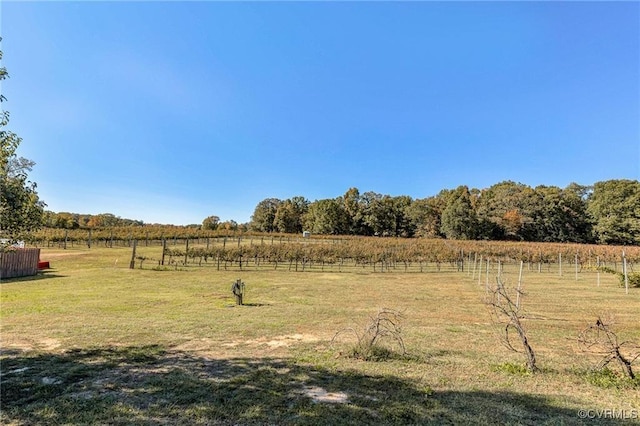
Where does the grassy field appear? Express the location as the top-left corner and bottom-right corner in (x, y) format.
(1, 246), (639, 425)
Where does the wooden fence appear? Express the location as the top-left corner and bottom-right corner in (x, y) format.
(1, 248), (40, 279)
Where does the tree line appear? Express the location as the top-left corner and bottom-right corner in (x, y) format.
(248, 180), (640, 245)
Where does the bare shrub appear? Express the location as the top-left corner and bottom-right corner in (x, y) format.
(331, 308), (406, 361)
(486, 277), (538, 373)
(578, 315), (640, 380)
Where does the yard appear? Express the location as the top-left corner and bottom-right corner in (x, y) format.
(1, 246), (638, 425)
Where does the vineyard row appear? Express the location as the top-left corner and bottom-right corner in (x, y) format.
(33, 229), (640, 265)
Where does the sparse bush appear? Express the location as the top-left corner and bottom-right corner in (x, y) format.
(583, 367), (640, 389)
(486, 277), (538, 373)
(491, 362), (531, 376)
(332, 308), (407, 361)
(598, 266), (640, 288)
(578, 315), (640, 380)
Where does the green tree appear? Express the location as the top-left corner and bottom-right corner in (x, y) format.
(531, 184), (591, 243)
(476, 181), (535, 240)
(302, 199), (348, 235)
(274, 196), (309, 234)
(202, 215), (220, 230)
(0, 41), (45, 243)
(587, 179), (640, 245)
(250, 198), (282, 232)
(340, 187), (371, 235)
(405, 196), (443, 238)
(441, 186), (477, 240)
(361, 192), (411, 236)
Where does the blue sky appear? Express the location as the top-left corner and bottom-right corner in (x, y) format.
(2, 1), (639, 225)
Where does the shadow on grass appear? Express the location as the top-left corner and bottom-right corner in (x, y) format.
(0, 270), (67, 284)
(0, 345), (627, 425)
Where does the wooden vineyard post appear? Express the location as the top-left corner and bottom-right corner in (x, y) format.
(231, 278), (245, 305)
(559, 253), (562, 277)
(129, 239), (137, 269)
(516, 260), (524, 309)
(185, 239), (189, 266)
(472, 253), (478, 280)
(596, 255), (600, 287)
(575, 253), (579, 281)
(87, 229), (92, 249)
(623, 251), (629, 295)
(485, 259), (490, 292)
(538, 250), (542, 273)
(161, 238), (166, 266)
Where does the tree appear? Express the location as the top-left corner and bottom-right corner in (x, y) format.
(0, 40), (45, 243)
(530, 184), (592, 243)
(405, 196), (444, 238)
(250, 198), (282, 232)
(361, 192), (411, 237)
(391, 195), (414, 237)
(218, 220), (238, 231)
(302, 199), (348, 235)
(274, 196), (309, 234)
(202, 215), (220, 230)
(340, 187), (369, 235)
(440, 186), (477, 240)
(476, 181), (535, 240)
(587, 179), (640, 245)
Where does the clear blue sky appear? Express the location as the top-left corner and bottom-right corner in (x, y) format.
(2, 1), (639, 225)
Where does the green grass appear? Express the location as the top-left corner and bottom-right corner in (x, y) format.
(1, 246), (639, 425)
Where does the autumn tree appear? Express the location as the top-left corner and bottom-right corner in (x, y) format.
(476, 181), (536, 240)
(405, 196), (444, 238)
(202, 215), (220, 230)
(218, 220), (238, 231)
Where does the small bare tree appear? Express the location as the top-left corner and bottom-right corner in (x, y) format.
(331, 308), (406, 361)
(486, 277), (538, 373)
(578, 316), (640, 380)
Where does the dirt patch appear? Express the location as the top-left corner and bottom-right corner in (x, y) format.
(0, 337), (62, 353)
(172, 334), (321, 358)
(39, 338), (62, 351)
(247, 334), (320, 348)
(301, 386), (348, 403)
